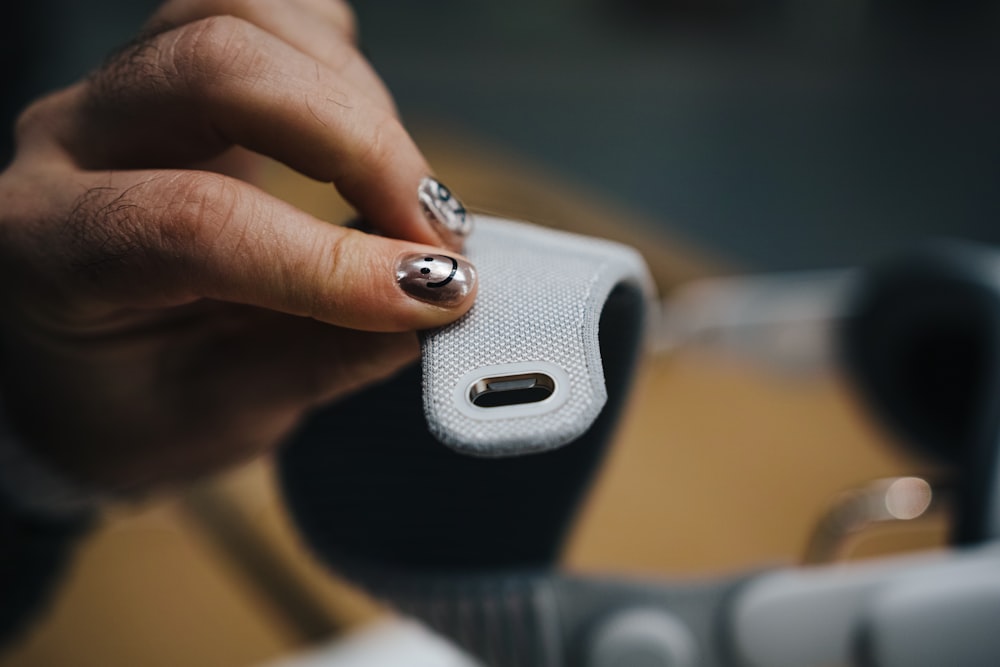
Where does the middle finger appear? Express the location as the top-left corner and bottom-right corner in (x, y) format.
(147, 0), (398, 114)
(58, 17), (441, 246)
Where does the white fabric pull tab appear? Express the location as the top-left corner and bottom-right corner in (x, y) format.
(421, 217), (655, 457)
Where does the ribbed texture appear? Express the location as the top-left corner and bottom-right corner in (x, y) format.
(379, 573), (563, 667)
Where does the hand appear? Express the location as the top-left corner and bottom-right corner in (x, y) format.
(0, 0), (476, 495)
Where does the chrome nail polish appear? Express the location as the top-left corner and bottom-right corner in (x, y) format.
(397, 252), (476, 307)
(418, 177), (473, 247)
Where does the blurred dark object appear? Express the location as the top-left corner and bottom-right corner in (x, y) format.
(871, 0), (998, 40)
(0, 5), (41, 168)
(841, 240), (1000, 545)
(279, 283), (646, 574)
(357, 0), (1000, 270)
(3, 1), (998, 269)
(601, 0), (781, 26)
(803, 475), (948, 563)
(0, 0), (158, 167)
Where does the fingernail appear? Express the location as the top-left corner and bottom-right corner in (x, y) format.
(397, 252), (476, 307)
(418, 177), (472, 249)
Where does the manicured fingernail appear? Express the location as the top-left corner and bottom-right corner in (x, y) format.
(397, 252), (476, 307)
(418, 177), (472, 249)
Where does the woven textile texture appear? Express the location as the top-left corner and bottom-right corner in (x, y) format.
(422, 217), (654, 456)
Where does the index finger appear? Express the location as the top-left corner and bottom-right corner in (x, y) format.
(51, 16), (470, 250)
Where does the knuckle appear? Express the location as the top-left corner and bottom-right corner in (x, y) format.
(157, 171), (242, 256)
(328, 0), (359, 41)
(308, 227), (363, 316)
(356, 112), (403, 175)
(235, 0), (295, 25)
(65, 172), (244, 294)
(66, 184), (151, 289)
(163, 16), (261, 93)
(13, 93), (61, 143)
(88, 31), (174, 105)
(322, 36), (361, 74)
(82, 15), (267, 126)
(324, 226), (356, 276)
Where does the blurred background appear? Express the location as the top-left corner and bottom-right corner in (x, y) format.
(1, 1), (996, 666)
(3, 0), (999, 269)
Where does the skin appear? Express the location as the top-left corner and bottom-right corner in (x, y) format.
(0, 0), (477, 495)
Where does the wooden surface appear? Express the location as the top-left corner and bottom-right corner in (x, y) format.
(0, 130), (941, 667)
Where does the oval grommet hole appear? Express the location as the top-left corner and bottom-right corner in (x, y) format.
(469, 372), (556, 408)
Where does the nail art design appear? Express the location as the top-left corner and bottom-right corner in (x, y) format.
(397, 252), (476, 307)
(418, 177), (472, 246)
